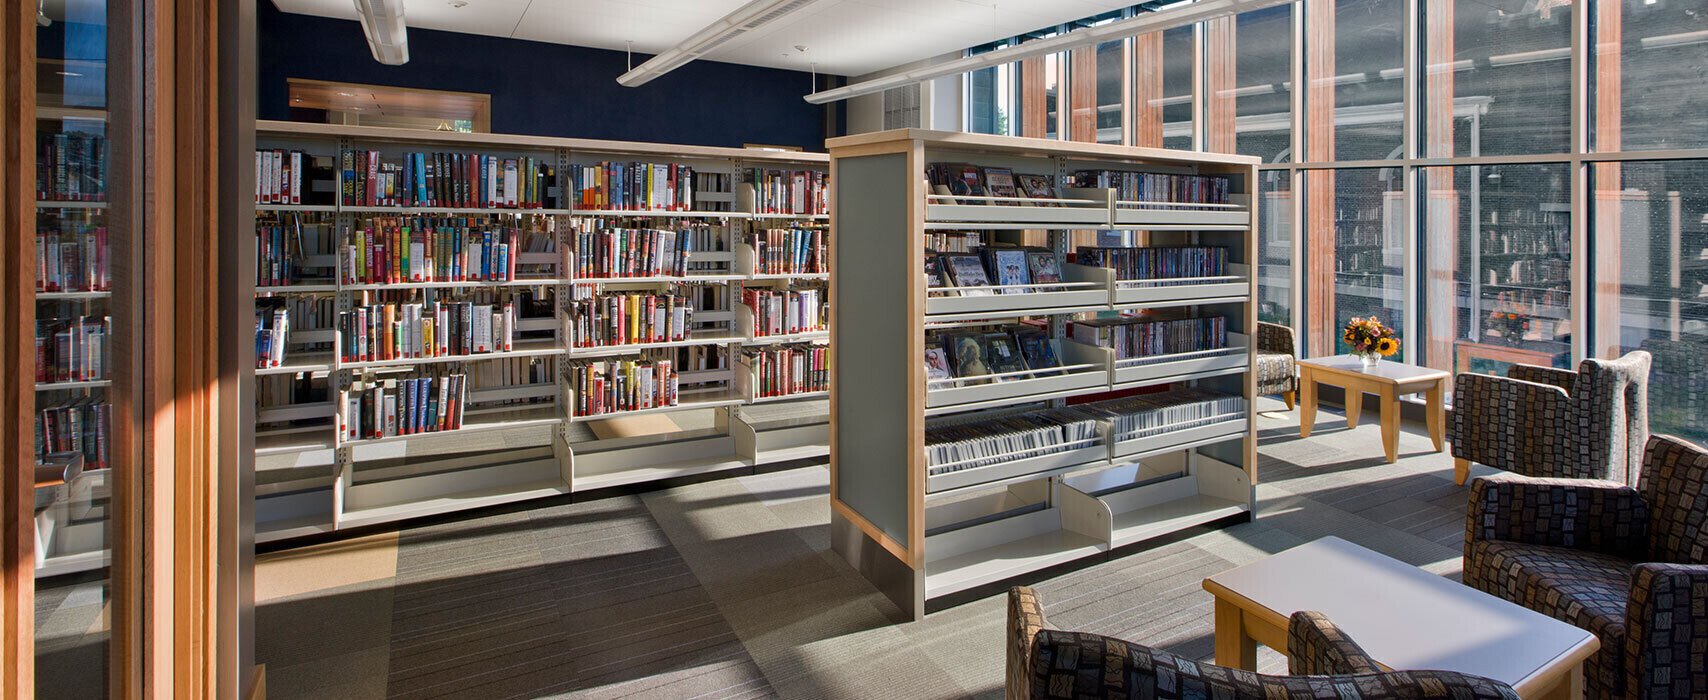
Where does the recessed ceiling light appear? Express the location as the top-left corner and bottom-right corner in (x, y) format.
(351, 107), (365, 111)
(56, 71), (82, 77)
(448, 0), (467, 7)
(337, 91), (357, 97)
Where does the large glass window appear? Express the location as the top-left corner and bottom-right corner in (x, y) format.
(1258, 169), (1294, 325)
(1307, 168), (1405, 358)
(967, 41), (1017, 136)
(1310, 0), (1405, 161)
(1591, 160), (1708, 445)
(1095, 40), (1126, 144)
(1227, 6), (1293, 162)
(1420, 164), (1573, 376)
(1592, 0), (1708, 151)
(1423, 0), (1572, 156)
(1162, 26), (1195, 150)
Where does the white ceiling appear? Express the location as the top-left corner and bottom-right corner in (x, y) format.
(270, 0), (1136, 77)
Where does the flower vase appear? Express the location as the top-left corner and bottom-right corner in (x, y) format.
(1358, 353), (1379, 371)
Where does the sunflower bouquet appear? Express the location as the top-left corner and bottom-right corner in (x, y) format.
(1343, 316), (1399, 362)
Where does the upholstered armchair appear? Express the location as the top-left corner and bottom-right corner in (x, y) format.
(1255, 322), (1299, 410)
(1464, 435), (1708, 700)
(1449, 350), (1650, 485)
(1007, 586), (1518, 700)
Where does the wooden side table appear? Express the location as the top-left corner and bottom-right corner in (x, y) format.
(1297, 355), (1450, 463)
(1203, 537), (1599, 699)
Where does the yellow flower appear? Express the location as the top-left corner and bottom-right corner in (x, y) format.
(1376, 337), (1398, 356)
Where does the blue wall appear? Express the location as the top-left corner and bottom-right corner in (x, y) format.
(259, 1), (842, 150)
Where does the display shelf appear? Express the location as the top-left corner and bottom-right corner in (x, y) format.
(34, 200), (107, 210)
(926, 263), (1111, 318)
(35, 290), (111, 301)
(567, 331), (738, 358)
(828, 128), (1258, 619)
(338, 341), (565, 370)
(924, 340), (1108, 413)
(247, 120), (833, 543)
(35, 379), (111, 392)
(741, 330), (828, 345)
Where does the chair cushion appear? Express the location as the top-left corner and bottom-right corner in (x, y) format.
(1468, 540), (1634, 699)
(1256, 351), (1295, 393)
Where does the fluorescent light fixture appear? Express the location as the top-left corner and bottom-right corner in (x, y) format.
(354, 0), (409, 66)
(618, 0), (821, 87)
(804, 0), (1296, 105)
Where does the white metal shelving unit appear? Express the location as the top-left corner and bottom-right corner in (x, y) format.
(826, 129), (1260, 619)
(252, 121), (832, 544)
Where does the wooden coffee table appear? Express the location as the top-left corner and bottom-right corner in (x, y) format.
(1202, 537), (1598, 699)
(1297, 355), (1450, 463)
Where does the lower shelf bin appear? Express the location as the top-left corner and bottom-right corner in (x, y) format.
(1108, 418), (1249, 460)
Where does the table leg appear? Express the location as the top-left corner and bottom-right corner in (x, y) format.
(1299, 372), (1317, 438)
(1380, 385), (1399, 463)
(1345, 387), (1363, 429)
(1425, 379), (1445, 453)
(1213, 597), (1257, 671)
(1536, 665), (1583, 700)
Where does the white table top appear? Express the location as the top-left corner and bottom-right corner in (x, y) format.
(1203, 536), (1597, 687)
(1298, 355), (1451, 383)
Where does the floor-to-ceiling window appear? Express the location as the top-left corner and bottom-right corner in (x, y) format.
(962, 0), (1708, 445)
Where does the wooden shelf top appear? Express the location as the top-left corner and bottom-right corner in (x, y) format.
(256, 120), (828, 165)
(826, 128), (1260, 168)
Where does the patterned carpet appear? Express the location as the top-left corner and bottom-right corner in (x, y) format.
(244, 395), (1491, 699)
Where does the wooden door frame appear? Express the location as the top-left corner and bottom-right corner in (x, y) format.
(4, 0), (251, 696)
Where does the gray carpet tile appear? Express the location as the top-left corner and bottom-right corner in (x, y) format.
(248, 395), (1487, 698)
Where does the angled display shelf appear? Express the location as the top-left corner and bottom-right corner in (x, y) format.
(826, 129), (1260, 619)
(251, 121), (832, 544)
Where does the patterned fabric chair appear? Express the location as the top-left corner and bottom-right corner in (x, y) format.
(1463, 435), (1708, 700)
(1256, 322), (1298, 410)
(1007, 586), (1519, 700)
(1449, 350), (1650, 485)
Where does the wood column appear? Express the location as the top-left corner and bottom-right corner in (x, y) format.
(1020, 57), (1046, 139)
(2, 0), (39, 695)
(1304, 0), (1337, 356)
(1069, 47), (1096, 142)
(1205, 17), (1237, 153)
(1423, 0), (1458, 370)
(1592, 0), (1622, 358)
(1133, 32), (1164, 148)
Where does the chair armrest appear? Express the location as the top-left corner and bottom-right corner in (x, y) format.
(1466, 474), (1649, 555)
(1256, 322), (1295, 356)
(1508, 363), (1577, 394)
(1287, 611), (1381, 675)
(1008, 587), (1048, 700)
(1626, 563), (1708, 699)
(1450, 373), (1576, 477)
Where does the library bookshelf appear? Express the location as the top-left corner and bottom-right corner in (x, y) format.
(826, 129), (1259, 618)
(251, 121), (831, 545)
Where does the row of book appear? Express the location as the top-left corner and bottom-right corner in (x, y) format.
(341, 150), (557, 209)
(926, 248), (1064, 296)
(568, 357), (678, 417)
(925, 163), (1060, 206)
(925, 406), (1102, 476)
(338, 301), (517, 362)
(571, 227), (699, 279)
(36, 316), (109, 384)
(742, 288), (825, 337)
(571, 161), (698, 212)
(568, 293), (695, 348)
(926, 326), (1062, 385)
(259, 296), (336, 341)
(926, 231), (982, 254)
(750, 169), (828, 215)
(340, 217), (551, 284)
(1076, 246), (1229, 281)
(255, 305), (291, 369)
(36, 398), (110, 470)
(748, 228), (826, 275)
(739, 344), (827, 398)
(339, 373), (467, 441)
(256, 149), (305, 204)
(256, 217), (336, 287)
(1071, 316), (1228, 361)
(36, 225), (109, 292)
(922, 388), (1245, 476)
(1095, 388), (1246, 440)
(37, 131), (106, 202)
(1069, 170), (1232, 205)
